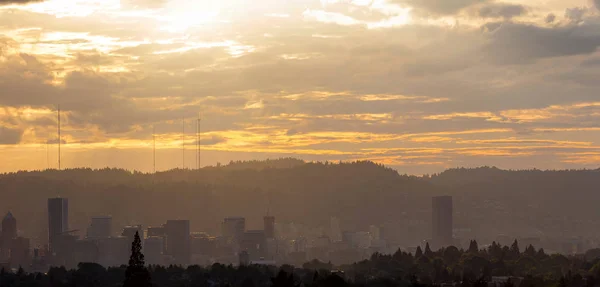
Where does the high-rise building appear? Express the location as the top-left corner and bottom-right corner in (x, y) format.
(87, 216), (112, 239)
(48, 198), (69, 251)
(264, 216), (275, 239)
(165, 220), (190, 265)
(1, 212), (17, 260)
(222, 217), (245, 241)
(2, 212), (17, 240)
(432, 196), (453, 248)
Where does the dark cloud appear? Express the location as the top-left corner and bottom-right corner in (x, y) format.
(545, 13), (556, 23)
(565, 7), (587, 23)
(484, 23), (600, 64)
(194, 135), (227, 146)
(0, 127), (22, 144)
(477, 3), (527, 19)
(394, 0), (489, 15)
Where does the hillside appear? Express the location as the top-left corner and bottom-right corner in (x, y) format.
(2, 160), (600, 248)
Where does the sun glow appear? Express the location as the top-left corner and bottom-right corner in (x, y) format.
(158, 0), (221, 33)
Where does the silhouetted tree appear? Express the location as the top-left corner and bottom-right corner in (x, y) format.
(424, 242), (433, 257)
(123, 231), (152, 287)
(469, 240), (479, 254)
(271, 270), (298, 287)
(510, 240), (520, 256)
(415, 246), (423, 258)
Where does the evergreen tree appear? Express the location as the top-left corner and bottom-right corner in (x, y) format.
(524, 245), (536, 257)
(415, 246), (423, 258)
(123, 231), (152, 287)
(510, 240), (520, 255)
(424, 242), (433, 257)
(469, 240), (479, 254)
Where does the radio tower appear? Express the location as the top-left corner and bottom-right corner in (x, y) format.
(196, 115), (200, 170)
(182, 118), (185, 169)
(153, 125), (156, 174)
(57, 105), (61, 170)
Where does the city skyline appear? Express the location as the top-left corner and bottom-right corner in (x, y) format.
(1, 0), (600, 174)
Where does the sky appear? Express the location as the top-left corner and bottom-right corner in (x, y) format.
(1, 0), (600, 174)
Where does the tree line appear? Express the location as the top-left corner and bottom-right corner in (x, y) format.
(4, 239), (600, 286)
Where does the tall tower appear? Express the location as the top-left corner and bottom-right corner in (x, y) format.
(2, 212), (17, 240)
(1, 212), (17, 260)
(432, 196), (453, 248)
(48, 198), (69, 251)
(264, 215), (275, 239)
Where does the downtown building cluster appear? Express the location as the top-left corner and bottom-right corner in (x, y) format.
(0, 196), (461, 271)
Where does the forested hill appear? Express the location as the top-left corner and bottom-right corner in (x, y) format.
(0, 160), (431, 244)
(2, 160), (600, 246)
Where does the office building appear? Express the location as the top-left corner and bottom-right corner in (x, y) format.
(9, 237), (30, 269)
(87, 216), (112, 239)
(97, 236), (129, 267)
(48, 198), (69, 251)
(432, 196), (453, 248)
(222, 217), (245, 241)
(165, 220), (190, 265)
(2, 212), (17, 240)
(264, 216), (275, 239)
(240, 230), (267, 260)
(144, 236), (165, 266)
(147, 226), (166, 237)
(121, 225), (143, 244)
(1, 212), (17, 260)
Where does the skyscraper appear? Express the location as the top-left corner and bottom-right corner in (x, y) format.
(48, 198), (69, 251)
(1, 212), (17, 260)
(165, 220), (190, 265)
(432, 196), (453, 248)
(2, 212), (17, 240)
(264, 216), (275, 239)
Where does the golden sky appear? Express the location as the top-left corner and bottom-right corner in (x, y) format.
(1, 0), (600, 174)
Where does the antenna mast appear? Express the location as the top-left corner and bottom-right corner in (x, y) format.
(57, 105), (61, 170)
(196, 115), (200, 170)
(182, 118), (185, 169)
(153, 125), (156, 174)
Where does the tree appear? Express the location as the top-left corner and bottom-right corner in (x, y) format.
(510, 240), (520, 256)
(424, 243), (433, 257)
(271, 270), (298, 287)
(469, 240), (479, 254)
(123, 231), (152, 287)
(415, 246), (423, 258)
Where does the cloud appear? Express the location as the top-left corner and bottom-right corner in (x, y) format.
(565, 7), (587, 23)
(477, 3), (528, 19)
(0, 0), (43, 5)
(197, 135), (227, 146)
(121, 0), (166, 9)
(483, 23), (600, 64)
(395, 0), (489, 15)
(0, 127), (23, 144)
(545, 13), (556, 23)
